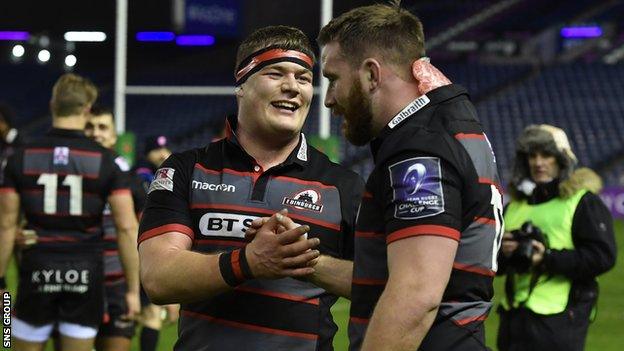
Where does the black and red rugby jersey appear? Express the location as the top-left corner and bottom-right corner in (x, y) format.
(1, 128), (130, 253)
(138, 116), (364, 351)
(349, 85), (504, 349)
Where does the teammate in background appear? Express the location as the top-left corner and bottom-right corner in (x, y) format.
(497, 124), (616, 351)
(85, 105), (144, 351)
(138, 25), (364, 350)
(0, 73), (140, 351)
(134, 135), (172, 192)
(133, 135), (179, 351)
(318, 3), (503, 350)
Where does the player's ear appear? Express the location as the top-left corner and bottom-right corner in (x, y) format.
(361, 58), (380, 92)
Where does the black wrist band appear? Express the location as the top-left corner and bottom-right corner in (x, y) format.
(219, 247), (254, 287)
(0, 277), (6, 289)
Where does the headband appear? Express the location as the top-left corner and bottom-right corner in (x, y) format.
(235, 46), (313, 86)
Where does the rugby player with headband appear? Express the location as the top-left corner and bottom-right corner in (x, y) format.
(138, 25), (364, 350)
(234, 45), (314, 85)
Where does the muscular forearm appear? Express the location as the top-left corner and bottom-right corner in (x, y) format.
(117, 227), (140, 293)
(140, 247), (230, 304)
(362, 286), (438, 350)
(307, 255), (352, 298)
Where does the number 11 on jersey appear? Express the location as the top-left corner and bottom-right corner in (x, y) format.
(37, 173), (83, 215)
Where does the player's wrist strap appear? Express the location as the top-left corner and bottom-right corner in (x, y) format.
(0, 276), (6, 289)
(219, 247), (254, 286)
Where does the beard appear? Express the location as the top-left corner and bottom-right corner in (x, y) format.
(340, 79), (375, 146)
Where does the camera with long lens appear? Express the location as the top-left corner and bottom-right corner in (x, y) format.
(508, 221), (547, 273)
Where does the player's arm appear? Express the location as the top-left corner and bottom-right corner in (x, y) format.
(139, 154), (320, 304)
(140, 212), (319, 304)
(361, 153), (462, 350)
(0, 190), (19, 291)
(361, 235), (457, 350)
(306, 255), (353, 298)
(108, 191), (140, 316)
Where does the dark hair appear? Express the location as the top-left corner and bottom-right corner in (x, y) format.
(317, 2), (425, 70)
(90, 104), (113, 117)
(51, 73), (98, 117)
(235, 25), (315, 73)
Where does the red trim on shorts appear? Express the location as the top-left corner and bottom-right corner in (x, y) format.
(190, 203), (341, 231)
(234, 286), (320, 306)
(182, 310), (319, 340)
(362, 191), (373, 199)
(455, 133), (485, 140)
(138, 223), (194, 243)
(452, 262), (495, 277)
(386, 225), (460, 244)
(0, 187), (16, 193)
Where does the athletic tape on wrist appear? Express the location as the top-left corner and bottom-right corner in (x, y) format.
(219, 247), (254, 286)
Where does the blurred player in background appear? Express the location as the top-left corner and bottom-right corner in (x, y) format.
(0, 73), (139, 351)
(85, 105), (144, 351)
(133, 134), (179, 351)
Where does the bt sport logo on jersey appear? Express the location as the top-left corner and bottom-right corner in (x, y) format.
(389, 157), (444, 220)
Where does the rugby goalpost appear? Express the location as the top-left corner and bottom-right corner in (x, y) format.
(114, 0), (333, 139)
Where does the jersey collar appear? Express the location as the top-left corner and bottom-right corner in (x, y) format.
(224, 115), (308, 168)
(377, 84), (468, 139)
(371, 84), (469, 154)
(48, 127), (88, 138)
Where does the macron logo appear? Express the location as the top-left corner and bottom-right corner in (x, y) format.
(192, 180), (235, 192)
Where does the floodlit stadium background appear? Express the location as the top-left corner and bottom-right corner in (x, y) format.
(1, 1), (623, 350)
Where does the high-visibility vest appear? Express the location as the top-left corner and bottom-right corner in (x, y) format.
(501, 189), (587, 315)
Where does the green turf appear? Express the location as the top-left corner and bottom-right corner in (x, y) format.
(5, 220), (623, 350)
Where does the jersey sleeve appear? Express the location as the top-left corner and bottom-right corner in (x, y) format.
(138, 152), (195, 244)
(379, 151), (463, 245)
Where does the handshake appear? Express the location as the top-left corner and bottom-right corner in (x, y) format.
(241, 208), (321, 280)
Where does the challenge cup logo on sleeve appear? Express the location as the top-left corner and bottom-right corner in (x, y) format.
(390, 157), (444, 219)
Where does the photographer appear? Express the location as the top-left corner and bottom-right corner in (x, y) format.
(497, 124), (616, 351)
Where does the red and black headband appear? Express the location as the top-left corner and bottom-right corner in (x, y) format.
(235, 45), (314, 86)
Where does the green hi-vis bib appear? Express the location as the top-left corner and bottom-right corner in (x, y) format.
(501, 189), (587, 315)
